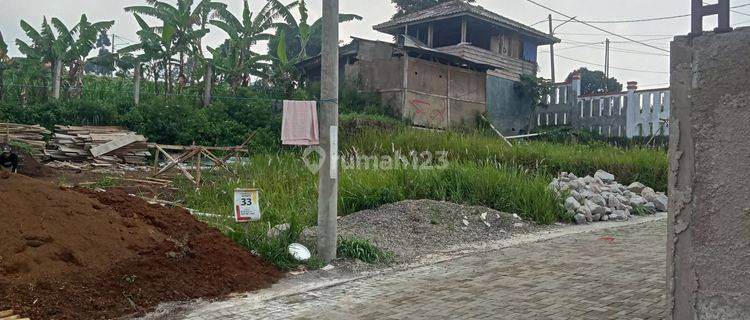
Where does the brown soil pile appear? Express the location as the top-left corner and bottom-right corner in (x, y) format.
(17, 151), (53, 178)
(0, 174), (282, 319)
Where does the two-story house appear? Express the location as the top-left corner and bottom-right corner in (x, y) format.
(300, 0), (559, 132)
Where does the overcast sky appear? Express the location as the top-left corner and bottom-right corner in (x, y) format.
(2, 0), (749, 88)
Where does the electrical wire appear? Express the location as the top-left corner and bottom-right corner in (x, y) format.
(551, 54), (669, 74)
(541, 3), (750, 24)
(526, 0), (670, 53)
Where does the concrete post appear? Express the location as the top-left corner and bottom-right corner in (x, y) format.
(52, 59), (62, 100)
(317, 0), (339, 263)
(203, 63), (213, 107)
(668, 27), (750, 319)
(571, 73), (581, 97)
(133, 62), (141, 106)
(625, 81), (638, 137)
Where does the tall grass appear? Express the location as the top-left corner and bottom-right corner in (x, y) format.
(344, 126), (668, 191)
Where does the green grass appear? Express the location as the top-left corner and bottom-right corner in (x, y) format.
(178, 122), (667, 269)
(343, 127), (668, 191)
(337, 237), (392, 264)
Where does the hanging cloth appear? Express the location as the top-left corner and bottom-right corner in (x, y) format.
(282, 100), (319, 146)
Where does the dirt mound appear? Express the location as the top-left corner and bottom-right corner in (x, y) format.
(17, 150), (53, 178)
(338, 200), (539, 262)
(0, 174), (282, 319)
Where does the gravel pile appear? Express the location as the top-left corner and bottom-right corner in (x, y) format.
(549, 170), (668, 224)
(336, 200), (537, 262)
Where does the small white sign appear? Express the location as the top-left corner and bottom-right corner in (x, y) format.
(330, 125), (338, 180)
(233, 188), (261, 222)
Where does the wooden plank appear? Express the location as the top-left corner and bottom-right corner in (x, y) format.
(480, 114), (513, 147)
(0, 315), (19, 320)
(0, 310), (13, 317)
(90, 135), (145, 157)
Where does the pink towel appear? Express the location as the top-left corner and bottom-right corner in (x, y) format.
(282, 100), (319, 146)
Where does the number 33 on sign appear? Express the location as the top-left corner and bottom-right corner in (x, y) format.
(234, 188), (261, 222)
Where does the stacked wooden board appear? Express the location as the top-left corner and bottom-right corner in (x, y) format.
(0, 122), (51, 157)
(45, 126), (151, 166)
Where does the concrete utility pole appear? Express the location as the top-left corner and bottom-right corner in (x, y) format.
(317, 0), (339, 263)
(604, 38), (610, 79)
(548, 14), (556, 84)
(133, 62), (141, 105)
(203, 63), (212, 107)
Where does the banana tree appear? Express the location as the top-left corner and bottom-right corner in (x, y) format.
(119, 13), (172, 101)
(125, 0), (220, 92)
(270, 0), (362, 61)
(210, 0), (294, 89)
(15, 17), (60, 99)
(64, 15), (115, 98)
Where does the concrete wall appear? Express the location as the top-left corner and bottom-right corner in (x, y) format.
(486, 75), (531, 135)
(534, 82), (671, 138)
(668, 27), (750, 319)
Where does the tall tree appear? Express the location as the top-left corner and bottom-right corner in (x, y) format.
(16, 17), (69, 100)
(210, 0), (293, 89)
(269, 0), (361, 61)
(85, 31), (116, 75)
(64, 15), (115, 97)
(125, 0), (213, 93)
(565, 67), (623, 95)
(391, 0), (475, 18)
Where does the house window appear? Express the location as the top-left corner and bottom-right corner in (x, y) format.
(580, 102), (584, 118)
(660, 93), (666, 112)
(563, 113), (568, 125)
(554, 113), (559, 125)
(546, 113), (550, 125)
(590, 100), (594, 117)
(537, 114), (541, 126)
(620, 96), (625, 115)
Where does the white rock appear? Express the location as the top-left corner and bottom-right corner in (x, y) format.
(629, 196), (648, 207)
(569, 179), (585, 190)
(611, 210), (630, 221)
(512, 213), (522, 220)
(641, 187), (657, 199)
(565, 197), (582, 211)
(583, 176), (595, 184)
(513, 222), (524, 228)
(600, 214), (610, 221)
(322, 264), (335, 271)
(574, 213), (587, 224)
(480, 212), (488, 221)
(462, 219), (470, 227)
(591, 194), (607, 207)
(267, 223), (291, 238)
(594, 170), (616, 182)
(652, 194), (668, 211)
(627, 182), (647, 193)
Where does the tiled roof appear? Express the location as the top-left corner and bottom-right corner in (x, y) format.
(373, 0), (558, 44)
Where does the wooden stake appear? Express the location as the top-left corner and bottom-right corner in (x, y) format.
(481, 114), (513, 147)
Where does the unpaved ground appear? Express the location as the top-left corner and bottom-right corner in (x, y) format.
(0, 174), (281, 320)
(338, 200), (539, 262)
(138, 214), (668, 320)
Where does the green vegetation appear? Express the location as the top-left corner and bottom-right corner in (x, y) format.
(176, 119), (666, 268)
(337, 237), (392, 264)
(0, 0), (669, 270)
(345, 126), (668, 191)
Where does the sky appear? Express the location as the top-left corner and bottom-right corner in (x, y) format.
(2, 0), (749, 89)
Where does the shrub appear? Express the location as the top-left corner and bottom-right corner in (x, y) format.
(337, 237), (391, 264)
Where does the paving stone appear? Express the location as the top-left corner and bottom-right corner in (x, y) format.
(179, 220), (668, 320)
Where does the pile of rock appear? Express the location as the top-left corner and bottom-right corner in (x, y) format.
(549, 170), (668, 224)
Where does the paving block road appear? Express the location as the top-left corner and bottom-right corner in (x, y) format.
(171, 219), (668, 320)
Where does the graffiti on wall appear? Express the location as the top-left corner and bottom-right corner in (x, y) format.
(407, 97), (447, 128)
